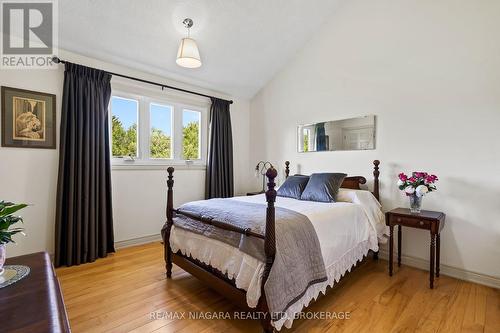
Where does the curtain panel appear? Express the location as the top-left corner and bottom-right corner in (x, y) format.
(54, 63), (114, 267)
(205, 98), (234, 198)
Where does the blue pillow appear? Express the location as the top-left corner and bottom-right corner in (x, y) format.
(300, 173), (347, 202)
(277, 175), (310, 199)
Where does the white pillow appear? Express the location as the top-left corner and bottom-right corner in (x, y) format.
(336, 188), (388, 242)
(336, 188), (357, 202)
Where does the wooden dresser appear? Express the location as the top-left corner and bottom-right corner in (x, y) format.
(0, 252), (71, 332)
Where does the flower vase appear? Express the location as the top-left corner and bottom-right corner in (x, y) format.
(409, 194), (422, 213)
(0, 244), (5, 275)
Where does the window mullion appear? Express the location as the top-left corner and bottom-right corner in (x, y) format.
(173, 104), (183, 161)
(140, 98), (150, 161)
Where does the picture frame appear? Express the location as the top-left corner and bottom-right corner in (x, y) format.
(1, 86), (56, 149)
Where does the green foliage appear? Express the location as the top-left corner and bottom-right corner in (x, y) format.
(0, 201), (27, 244)
(183, 122), (199, 159)
(150, 127), (171, 158)
(303, 133), (309, 152)
(111, 116), (200, 160)
(112, 115), (137, 157)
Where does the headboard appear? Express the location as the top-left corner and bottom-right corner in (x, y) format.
(284, 160), (380, 200)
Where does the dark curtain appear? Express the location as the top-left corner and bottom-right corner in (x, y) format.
(205, 98), (234, 198)
(54, 62), (114, 267)
(315, 122), (328, 151)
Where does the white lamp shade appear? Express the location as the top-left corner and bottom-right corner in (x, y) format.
(176, 38), (202, 68)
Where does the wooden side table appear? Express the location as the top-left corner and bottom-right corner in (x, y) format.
(386, 208), (446, 289)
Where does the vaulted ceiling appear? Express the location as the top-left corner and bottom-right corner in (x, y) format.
(60, 0), (340, 98)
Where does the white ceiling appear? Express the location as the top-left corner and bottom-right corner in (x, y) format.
(59, 0), (340, 98)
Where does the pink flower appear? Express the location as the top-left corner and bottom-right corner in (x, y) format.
(425, 174), (438, 183)
(413, 172), (428, 179)
(398, 173), (408, 181)
(408, 177), (417, 183)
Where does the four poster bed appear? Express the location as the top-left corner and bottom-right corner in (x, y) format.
(162, 160), (383, 332)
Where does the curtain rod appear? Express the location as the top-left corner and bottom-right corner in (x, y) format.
(51, 56), (233, 105)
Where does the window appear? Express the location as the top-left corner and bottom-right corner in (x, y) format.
(109, 90), (207, 166)
(111, 96), (138, 158)
(183, 109), (201, 160)
(150, 103), (172, 159)
(303, 128), (310, 152)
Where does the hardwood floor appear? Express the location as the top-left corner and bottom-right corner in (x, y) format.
(56, 242), (500, 333)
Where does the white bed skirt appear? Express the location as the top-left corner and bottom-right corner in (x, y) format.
(170, 225), (378, 330)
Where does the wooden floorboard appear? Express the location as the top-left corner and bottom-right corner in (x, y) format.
(56, 242), (500, 333)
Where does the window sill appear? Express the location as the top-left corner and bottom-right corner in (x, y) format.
(111, 163), (206, 171)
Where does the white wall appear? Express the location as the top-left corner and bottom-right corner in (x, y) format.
(0, 68), (62, 258)
(250, 0), (500, 278)
(112, 97), (251, 243)
(0, 50), (250, 257)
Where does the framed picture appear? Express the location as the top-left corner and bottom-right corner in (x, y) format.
(1, 86), (56, 149)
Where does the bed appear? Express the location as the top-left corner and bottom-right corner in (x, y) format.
(162, 160), (384, 332)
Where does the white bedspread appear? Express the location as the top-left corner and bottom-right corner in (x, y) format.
(170, 189), (386, 330)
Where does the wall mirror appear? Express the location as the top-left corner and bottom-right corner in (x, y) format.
(297, 115), (376, 152)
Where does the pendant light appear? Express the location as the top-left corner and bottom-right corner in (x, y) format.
(176, 18), (202, 68)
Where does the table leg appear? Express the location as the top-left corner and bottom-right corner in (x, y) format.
(430, 233), (435, 289)
(436, 234), (440, 277)
(389, 225), (394, 276)
(398, 225), (402, 267)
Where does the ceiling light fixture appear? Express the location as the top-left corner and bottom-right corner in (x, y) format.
(176, 18), (202, 68)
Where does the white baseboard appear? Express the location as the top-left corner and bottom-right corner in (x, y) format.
(114, 234), (162, 249)
(378, 249), (500, 290)
(46, 235), (162, 262)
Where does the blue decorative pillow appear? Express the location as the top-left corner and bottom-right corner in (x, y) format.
(277, 175), (310, 199)
(300, 173), (347, 202)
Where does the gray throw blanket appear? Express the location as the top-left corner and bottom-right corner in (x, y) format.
(171, 198), (327, 319)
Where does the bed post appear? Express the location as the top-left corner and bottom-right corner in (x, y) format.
(259, 167), (278, 333)
(165, 167), (175, 278)
(284, 161), (290, 179)
(372, 160), (380, 260)
(373, 160), (380, 201)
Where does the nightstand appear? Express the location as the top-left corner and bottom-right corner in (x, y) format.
(385, 208), (446, 289)
(246, 191), (265, 196)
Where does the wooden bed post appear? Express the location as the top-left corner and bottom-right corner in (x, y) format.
(263, 167), (278, 280)
(259, 167), (278, 333)
(373, 160), (380, 201)
(165, 167), (175, 278)
(373, 160), (380, 260)
(284, 161), (290, 179)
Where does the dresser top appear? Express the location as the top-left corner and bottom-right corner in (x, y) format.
(1, 252), (70, 332)
(388, 208), (445, 220)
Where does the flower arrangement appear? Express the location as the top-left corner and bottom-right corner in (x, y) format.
(398, 172), (438, 196)
(398, 172), (438, 213)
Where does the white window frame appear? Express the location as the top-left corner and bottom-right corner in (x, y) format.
(109, 83), (208, 169)
(109, 92), (141, 158)
(182, 108), (203, 160)
(144, 100), (174, 161)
